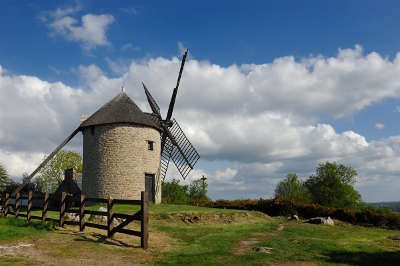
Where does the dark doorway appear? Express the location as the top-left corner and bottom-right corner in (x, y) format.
(145, 173), (155, 203)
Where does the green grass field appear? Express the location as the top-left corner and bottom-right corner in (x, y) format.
(0, 204), (399, 265)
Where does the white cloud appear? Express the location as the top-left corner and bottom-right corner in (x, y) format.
(375, 123), (385, 129)
(178, 41), (187, 55)
(119, 7), (138, 16)
(121, 43), (140, 52)
(42, 5), (114, 50)
(2, 45), (400, 201)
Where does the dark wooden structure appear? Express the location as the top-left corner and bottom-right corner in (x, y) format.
(1, 190), (149, 249)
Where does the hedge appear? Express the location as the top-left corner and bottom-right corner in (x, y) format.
(193, 198), (400, 229)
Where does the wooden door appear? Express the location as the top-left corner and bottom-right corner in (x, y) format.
(145, 174), (155, 203)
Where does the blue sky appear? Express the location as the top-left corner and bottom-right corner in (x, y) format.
(1, 1), (400, 201)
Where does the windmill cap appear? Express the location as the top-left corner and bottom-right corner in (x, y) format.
(79, 91), (161, 131)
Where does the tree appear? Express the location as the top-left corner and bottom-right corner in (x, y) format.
(189, 178), (209, 201)
(0, 163), (9, 191)
(305, 162), (361, 209)
(162, 179), (189, 204)
(275, 173), (308, 202)
(35, 150), (82, 193)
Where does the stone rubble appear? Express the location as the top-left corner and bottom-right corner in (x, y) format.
(305, 216), (334, 226)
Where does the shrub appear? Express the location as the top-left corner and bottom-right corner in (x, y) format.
(195, 198), (400, 230)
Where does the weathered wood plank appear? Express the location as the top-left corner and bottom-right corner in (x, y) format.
(113, 199), (142, 205)
(59, 192), (66, 227)
(141, 191), (148, 249)
(80, 194), (85, 231)
(85, 222), (108, 230)
(107, 196), (114, 238)
(3, 193), (9, 216)
(42, 192), (49, 222)
(27, 190), (32, 222)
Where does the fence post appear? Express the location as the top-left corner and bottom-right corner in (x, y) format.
(141, 191), (148, 249)
(107, 196), (114, 238)
(80, 194), (85, 231)
(59, 192), (66, 227)
(42, 192), (49, 222)
(3, 193), (9, 217)
(15, 192), (20, 218)
(27, 190), (32, 222)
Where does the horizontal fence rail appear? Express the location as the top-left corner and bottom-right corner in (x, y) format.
(1, 191), (149, 249)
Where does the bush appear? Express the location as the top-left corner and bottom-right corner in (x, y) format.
(275, 173), (309, 202)
(195, 198), (400, 230)
(162, 179), (188, 204)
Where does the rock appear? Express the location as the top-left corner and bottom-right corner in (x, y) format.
(306, 217), (334, 226)
(65, 213), (79, 222)
(288, 214), (300, 221)
(98, 207), (107, 212)
(253, 246), (273, 254)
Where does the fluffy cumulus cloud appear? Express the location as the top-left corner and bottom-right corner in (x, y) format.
(375, 123), (385, 129)
(41, 4), (114, 50)
(1, 46), (400, 201)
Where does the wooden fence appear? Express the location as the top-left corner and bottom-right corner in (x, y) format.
(0, 191), (149, 249)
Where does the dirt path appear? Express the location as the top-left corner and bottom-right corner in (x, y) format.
(0, 225), (176, 265)
(233, 221), (285, 255)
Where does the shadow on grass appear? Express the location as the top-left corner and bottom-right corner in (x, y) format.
(2, 217), (54, 231)
(74, 232), (138, 248)
(324, 250), (400, 266)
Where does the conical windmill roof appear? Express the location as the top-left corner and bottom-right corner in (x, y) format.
(80, 92), (161, 131)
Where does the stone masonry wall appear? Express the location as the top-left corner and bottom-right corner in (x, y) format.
(82, 124), (161, 202)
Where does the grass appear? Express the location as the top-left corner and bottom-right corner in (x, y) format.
(0, 217), (54, 242)
(0, 204), (400, 265)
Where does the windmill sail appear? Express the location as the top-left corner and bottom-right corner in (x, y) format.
(13, 127), (81, 195)
(142, 82), (161, 117)
(167, 119), (200, 179)
(142, 49), (200, 182)
(160, 136), (172, 182)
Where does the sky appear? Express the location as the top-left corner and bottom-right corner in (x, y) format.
(1, 1), (400, 202)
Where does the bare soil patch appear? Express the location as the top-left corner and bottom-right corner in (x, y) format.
(0, 224), (177, 265)
(156, 211), (268, 225)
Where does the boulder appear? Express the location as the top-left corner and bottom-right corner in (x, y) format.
(389, 235), (400, 241)
(253, 246), (273, 254)
(288, 214), (299, 221)
(305, 217), (334, 226)
(98, 207), (107, 212)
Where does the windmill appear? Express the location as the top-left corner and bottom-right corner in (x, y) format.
(13, 49), (200, 203)
(142, 49), (200, 183)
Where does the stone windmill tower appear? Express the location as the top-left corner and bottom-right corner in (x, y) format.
(80, 92), (163, 202)
(15, 50), (200, 204)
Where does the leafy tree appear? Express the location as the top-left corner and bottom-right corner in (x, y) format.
(162, 179), (188, 204)
(35, 150), (82, 193)
(305, 162), (361, 209)
(275, 173), (309, 202)
(189, 178), (209, 201)
(0, 164), (9, 191)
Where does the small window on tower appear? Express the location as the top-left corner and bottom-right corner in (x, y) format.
(147, 140), (154, 151)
